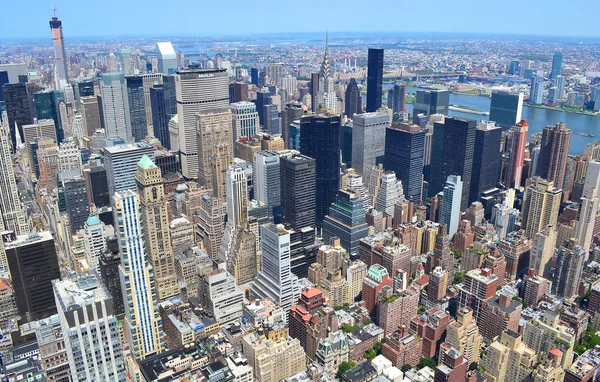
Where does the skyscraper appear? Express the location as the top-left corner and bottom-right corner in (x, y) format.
(366, 48), (384, 112)
(489, 91), (523, 130)
(135, 156), (179, 300)
(388, 83), (406, 114)
(429, 117), (476, 210)
(83, 215), (106, 274)
(195, 108), (233, 194)
(529, 76), (544, 104)
(231, 101), (259, 141)
(441, 175), (463, 238)
(4, 231), (60, 321)
(316, 36), (337, 113)
(522, 177), (562, 239)
(157, 42), (177, 74)
(280, 151), (316, 230)
(554, 75), (566, 102)
(103, 142), (154, 199)
(574, 187), (598, 254)
(80, 96), (101, 137)
(125, 75), (147, 141)
(175, 68), (229, 179)
(254, 151), (281, 220)
(322, 189), (369, 255)
(384, 121), (425, 203)
(53, 275), (126, 381)
(115, 190), (164, 361)
(536, 122), (572, 189)
(300, 114), (341, 226)
(552, 238), (584, 300)
(505, 120), (528, 188)
(413, 90), (450, 116)
(550, 52), (563, 79)
(149, 84), (173, 149)
(120, 48), (134, 76)
(100, 73), (132, 142)
(345, 78), (362, 117)
(4, 83), (34, 151)
(0, 123), (30, 235)
(351, 111), (388, 179)
(225, 165), (248, 229)
(49, 14), (69, 88)
(34, 90), (61, 138)
(62, 174), (89, 234)
(470, 121), (502, 203)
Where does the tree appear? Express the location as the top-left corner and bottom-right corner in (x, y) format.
(363, 317), (373, 325)
(418, 357), (437, 369)
(342, 324), (359, 333)
(364, 348), (377, 359)
(373, 340), (383, 355)
(336, 361), (356, 378)
(453, 271), (466, 285)
(401, 364), (412, 373)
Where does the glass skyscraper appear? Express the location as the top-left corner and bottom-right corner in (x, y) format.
(367, 48), (384, 112)
(322, 189), (369, 255)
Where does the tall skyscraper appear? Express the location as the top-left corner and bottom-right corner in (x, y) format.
(522, 177), (562, 239)
(441, 175), (463, 237)
(83, 215), (106, 274)
(100, 73), (132, 142)
(231, 101), (259, 141)
(115, 190), (164, 361)
(550, 52), (563, 79)
(300, 114), (341, 226)
(367, 48), (384, 112)
(552, 238), (584, 300)
(135, 156), (179, 300)
(53, 275), (126, 381)
(345, 78), (362, 117)
(316, 36), (337, 112)
(322, 189), (369, 255)
(157, 42), (177, 74)
(384, 122), (425, 203)
(254, 151), (281, 220)
(62, 174), (89, 234)
(120, 48), (134, 76)
(196, 108), (233, 195)
(0, 123), (30, 235)
(388, 83), (406, 114)
(529, 76), (544, 104)
(310, 72), (319, 113)
(489, 91), (523, 130)
(470, 121), (502, 203)
(251, 224), (301, 312)
(225, 165), (248, 229)
(536, 122), (572, 189)
(149, 83), (174, 149)
(429, 117), (476, 210)
(574, 187), (598, 254)
(554, 75), (566, 102)
(103, 142), (154, 198)
(351, 111), (388, 179)
(4, 83), (35, 151)
(505, 120), (528, 188)
(280, 151), (316, 230)
(34, 90), (61, 138)
(125, 76), (147, 141)
(80, 96), (101, 137)
(49, 13), (69, 88)
(175, 68), (229, 179)
(413, 90), (450, 116)
(4, 231), (60, 321)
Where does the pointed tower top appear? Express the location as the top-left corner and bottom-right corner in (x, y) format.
(137, 154), (157, 170)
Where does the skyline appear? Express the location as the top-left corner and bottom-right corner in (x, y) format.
(1, 0), (600, 40)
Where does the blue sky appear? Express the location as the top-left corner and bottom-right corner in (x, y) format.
(1, 0), (598, 39)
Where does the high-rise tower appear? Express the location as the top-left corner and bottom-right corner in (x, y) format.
(345, 78), (362, 117)
(49, 12), (69, 89)
(550, 52), (563, 79)
(100, 73), (132, 142)
(366, 48), (384, 112)
(536, 122), (572, 190)
(316, 34), (337, 113)
(506, 120), (528, 188)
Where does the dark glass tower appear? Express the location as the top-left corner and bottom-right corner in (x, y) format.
(429, 117), (476, 210)
(125, 76), (146, 141)
(254, 90), (272, 126)
(63, 175), (89, 234)
(0, 71), (9, 102)
(150, 78), (176, 150)
(34, 91), (61, 137)
(83, 166), (110, 208)
(413, 90), (450, 116)
(470, 122), (502, 203)
(280, 153), (316, 230)
(4, 83), (35, 151)
(250, 68), (259, 86)
(322, 189), (369, 256)
(78, 80), (95, 97)
(345, 78), (362, 117)
(366, 48), (384, 112)
(550, 52), (563, 79)
(384, 122), (425, 203)
(300, 114), (341, 226)
(489, 91), (523, 130)
(387, 84), (406, 114)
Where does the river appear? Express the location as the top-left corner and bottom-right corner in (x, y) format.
(389, 85), (600, 155)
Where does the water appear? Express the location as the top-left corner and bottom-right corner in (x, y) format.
(399, 86), (600, 155)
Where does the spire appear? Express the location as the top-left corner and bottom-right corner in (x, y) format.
(325, 30), (329, 51)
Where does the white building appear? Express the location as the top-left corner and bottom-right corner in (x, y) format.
(231, 101), (259, 141)
(157, 42), (177, 74)
(253, 151), (280, 218)
(100, 73), (132, 142)
(441, 175), (463, 238)
(316, 39), (337, 113)
(574, 187), (599, 255)
(351, 112), (389, 180)
(83, 215), (106, 274)
(375, 171), (404, 216)
(199, 268), (244, 325)
(57, 140), (82, 173)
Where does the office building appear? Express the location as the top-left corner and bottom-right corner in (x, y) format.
(300, 114), (340, 226)
(345, 78), (362, 117)
(263, 103), (280, 135)
(550, 51), (563, 79)
(429, 117), (476, 210)
(135, 156), (179, 299)
(196, 109), (233, 197)
(574, 188), (598, 254)
(445, 307), (482, 364)
(441, 175), (463, 238)
(62, 174), (89, 234)
(384, 122), (424, 202)
(489, 91), (524, 130)
(100, 73), (132, 142)
(49, 15), (69, 87)
(469, 120), (502, 203)
(231, 101), (259, 141)
(0, 124), (30, 235)
(388, 83), (406, 114)
(150, 84), (173, 149)
(82, 166), (110, 208)
(125, 75), (147, 141)
(554, 75), (566, 102)
(553, 238), (585, 300)
(176, 68), (229, 179)
(251, 224), (301, 312)
(253, 151), (280, 219)
(351, 111), (388, 180)
(197, 195), (227, 259)
(322, 189), (369, 256)
(80, 96), (101, 137)
(522, 177), (562, 239)
(120, 48), (133, 75)
(157, 42), (177, 74)
(279, 152), (316, 230)
(315, 39), (337, 112)
(115, 190), (164, 361)
(4, 83), (35, 150)
(53, 275), (126, 381)
(529, 76), (544, 104)
(198, 268), (244, 324)
(33, 91), (60, 137)
(4, 231), (60, 321)
(366, 48), (384, 112)
(83, 215), (106, 274)
(0, 71), (8, 102)
(103, 142), (154, 198)
(536, 122), (572, 189)
(413, 89), (450, 116)
(374, 171), (404, 217)
(506, 120), (528, 188)
(229, 82), (248, 103)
